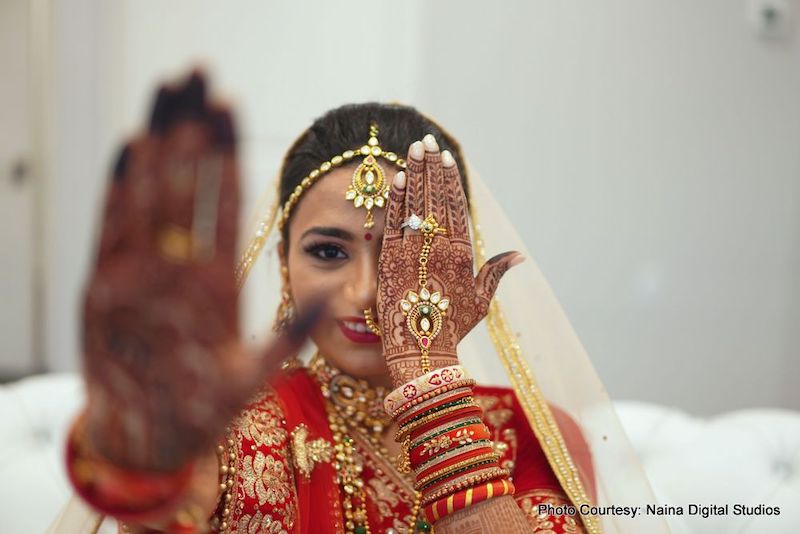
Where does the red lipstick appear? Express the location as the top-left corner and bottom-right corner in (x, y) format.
(337, 317), (381, 344)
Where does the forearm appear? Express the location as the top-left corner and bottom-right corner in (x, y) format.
(434, 495), (533, 534)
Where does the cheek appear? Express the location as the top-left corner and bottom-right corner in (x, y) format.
(287, 251), (345, 313)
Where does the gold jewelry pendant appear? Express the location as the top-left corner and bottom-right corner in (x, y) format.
(399, 213), (451, 372)
(344, 125), (390, 228)
(400, 287), (450, 352)
(290, 424), (334, 481)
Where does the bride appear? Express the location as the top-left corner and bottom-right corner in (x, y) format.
(57, 71), (664, 533)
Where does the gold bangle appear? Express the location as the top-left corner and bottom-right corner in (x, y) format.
(410, 416), (483, 450)
(394, 386), (472, 422)
(414, 440), (494, 473)
(414, 451), (499, 489)
(395, 401), (478, 441)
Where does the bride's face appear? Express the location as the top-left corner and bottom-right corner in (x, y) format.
(283, 164), (391, 386)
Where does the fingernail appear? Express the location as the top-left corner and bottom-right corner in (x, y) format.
(442, 150), (455, 167)
(210, 110), (236, 147)
(148, 86), (172, 133)
(410, 141), (424, 159)
(423, 134), (438, 152)
(509, 254), (526, 267)
(394, 171), (406, 189)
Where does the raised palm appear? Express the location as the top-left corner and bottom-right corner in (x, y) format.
(377, 137), (522, 385)
(82, 72), (310, 470)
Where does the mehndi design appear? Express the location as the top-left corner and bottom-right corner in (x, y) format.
(399, 214), (450, 373)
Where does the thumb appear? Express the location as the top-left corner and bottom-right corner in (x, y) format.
(227, 300), (325, 401)
(474, 251), (525, 309)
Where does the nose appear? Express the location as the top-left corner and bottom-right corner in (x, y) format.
(344, 252), (378, 311)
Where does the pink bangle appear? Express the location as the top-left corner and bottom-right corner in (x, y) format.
(384, 365), (469, 414)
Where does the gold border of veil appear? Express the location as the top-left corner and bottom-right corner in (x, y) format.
(469, 206), (601, 534)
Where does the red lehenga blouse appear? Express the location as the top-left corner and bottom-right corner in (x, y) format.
(217, 367), (591, 534)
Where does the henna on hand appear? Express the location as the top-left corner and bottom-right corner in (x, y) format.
(377, 137), (523, 385)
(82, 72), (313, 471)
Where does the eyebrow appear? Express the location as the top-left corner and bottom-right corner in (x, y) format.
(300, 226), (354, 241)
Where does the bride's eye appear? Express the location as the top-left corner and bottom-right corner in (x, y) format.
(303, 242), (348, 261)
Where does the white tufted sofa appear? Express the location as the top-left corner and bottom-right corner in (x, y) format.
(1, 374), (799, 533)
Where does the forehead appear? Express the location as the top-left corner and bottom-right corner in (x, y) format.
(287, 164), (388, 238)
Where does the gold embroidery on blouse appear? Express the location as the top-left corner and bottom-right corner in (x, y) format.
(235, 511), (289, 534)
(239, 405), (288, 449)
(350, 429), (418, 532)
(242, 450), (292, 506)
(475, 394), (514, 428)
(290, 423), (333, 480)
(229, 386), (297, 533)
(500, 427), (518, 472)
(473, 393), (519, 474)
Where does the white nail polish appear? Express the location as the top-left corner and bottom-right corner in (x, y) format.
(442, 150), (455, 167)
(410, 141), (424, 159)
(394, 171), (406, 189)
(423, 134), (438, 151)
(509, 254), (526, 267)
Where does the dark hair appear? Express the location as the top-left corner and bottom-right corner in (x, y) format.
(279, 103), (469, 238)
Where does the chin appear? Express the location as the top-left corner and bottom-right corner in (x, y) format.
(314, 335), (391, 385)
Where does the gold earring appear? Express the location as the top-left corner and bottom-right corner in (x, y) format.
(273, 266), (296, 332)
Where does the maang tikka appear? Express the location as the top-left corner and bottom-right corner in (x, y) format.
(236, 124), (407, 287)
(344, 124), (392, 229)
(275, 123), (407, 231)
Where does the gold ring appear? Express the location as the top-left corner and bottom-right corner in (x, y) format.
(157, 224), (195, 263)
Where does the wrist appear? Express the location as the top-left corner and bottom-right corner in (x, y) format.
(385, 369), (515, 524)
(385, 349), (459, 386)
(66, 411), (195, 523)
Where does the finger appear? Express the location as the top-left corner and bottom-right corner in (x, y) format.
(204, 106), (239, 267)
(442, 149), (470, 240)
(149, 71), (207, 135)
(422, 134), (448, 231)
(123, 137), (159, 254)
(94, 143), (132, 264)
(151, 73), (217, 263)
(474, 251), (525, 309)
(384, 171), (407, 235)
(404, 140), (425, 229)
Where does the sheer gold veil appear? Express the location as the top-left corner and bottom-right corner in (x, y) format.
(49, 115), (669, 534)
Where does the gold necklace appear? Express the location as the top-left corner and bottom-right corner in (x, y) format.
(310, 354), (432, 534)
(310, 353), (392, 453)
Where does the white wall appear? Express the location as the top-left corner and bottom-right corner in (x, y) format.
(38, 0), (799, 414)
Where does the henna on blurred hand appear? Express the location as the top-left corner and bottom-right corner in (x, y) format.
(82, 71), (311, 471)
